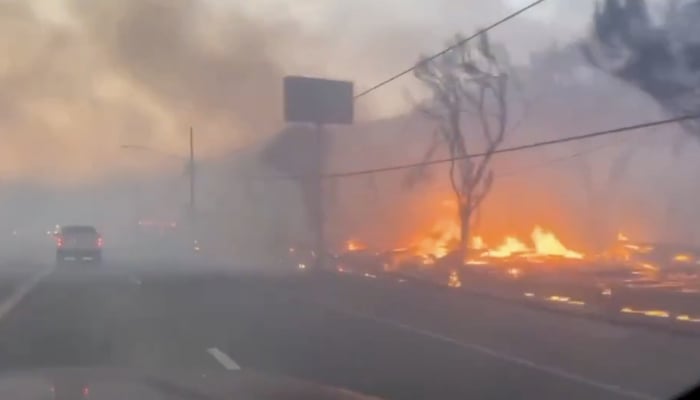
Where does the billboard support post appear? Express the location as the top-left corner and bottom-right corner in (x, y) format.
(275, 76), (354, 271)
(312, 122), (326, 270)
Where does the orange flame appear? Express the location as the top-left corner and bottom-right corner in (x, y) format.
(346, 239), (366, 252)
(531, 226), (583, 259)
(413, 219), (459, 259)
(482, 236), (530, 258)
(412, 220), (584, 264)
(472, 236), (486, 250)
(673, 253), (693, 263)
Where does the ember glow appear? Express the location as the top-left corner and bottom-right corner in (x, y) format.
(447, 270), (462, 288)
(613, 232), (700, 268)
(637, 262), (659, 272)
(674, 254), (693, 263)
(622, 243), (654, 254)
(345, 239), (366, 252)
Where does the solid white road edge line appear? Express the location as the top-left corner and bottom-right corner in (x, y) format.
(332, 306), (658, 400)
(0, 265), (55, 321)
(207, 347), (241, 371)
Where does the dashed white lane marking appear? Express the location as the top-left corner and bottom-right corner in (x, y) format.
(0, 265), (54, 321)
(207, 347), (241, 370)
(333, 307), (658, 400)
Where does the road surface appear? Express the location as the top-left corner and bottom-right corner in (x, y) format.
(0, 260), (698, 399)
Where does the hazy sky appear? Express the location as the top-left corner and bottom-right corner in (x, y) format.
(4, 0), (599, 184)
(1, 0), (670, 185)
(229, 0), (595, 64)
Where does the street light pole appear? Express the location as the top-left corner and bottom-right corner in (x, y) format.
(189, 127), (196, 233)
(121, 129), (198, 245)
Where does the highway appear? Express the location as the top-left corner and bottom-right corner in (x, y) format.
(0, 260), (698, 399)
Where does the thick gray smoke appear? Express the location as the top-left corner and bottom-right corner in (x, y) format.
(0, 0), (308, 183)
(0, 0), (543, 185)
(583, 0), (700, 136)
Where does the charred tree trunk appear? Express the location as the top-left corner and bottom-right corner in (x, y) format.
(459, 205), (472, 262)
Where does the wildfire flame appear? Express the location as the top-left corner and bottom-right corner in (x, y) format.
(472, 236), (486, 250)
(479, 227), (582, 260)
(410, 220), (584, 262)
(413, 219), (459, 259)
(482, 236), (531, 258)
(345, 239), (366, 252)
(531, 226), (583, 259)
(447, 270), (462, 288)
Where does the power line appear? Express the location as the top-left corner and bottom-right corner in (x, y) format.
(321, 114), (698, 179)
(243, 114), (696, 182)
(353, 0), (549, 99)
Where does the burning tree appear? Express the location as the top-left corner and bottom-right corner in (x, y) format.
(410, 32), (511, 262)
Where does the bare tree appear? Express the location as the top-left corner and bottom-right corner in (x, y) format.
(410, 32), (510, 262)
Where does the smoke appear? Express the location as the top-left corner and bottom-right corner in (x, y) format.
(583, 0), (700, 137)
(0, 0), (554, 186)
(0, 0), (309, 183)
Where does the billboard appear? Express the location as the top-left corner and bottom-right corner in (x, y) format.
(283, 76), (354, 125)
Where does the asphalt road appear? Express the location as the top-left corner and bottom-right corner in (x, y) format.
(0, 260), (698, 399)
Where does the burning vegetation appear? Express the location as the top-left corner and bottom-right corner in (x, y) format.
(326, 206), (700, 279)
(410, 221), (583, 265)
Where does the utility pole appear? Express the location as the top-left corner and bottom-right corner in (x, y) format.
(189, 127), (196, 234)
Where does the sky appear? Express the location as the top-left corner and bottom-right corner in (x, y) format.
(229, 0), (595, 78)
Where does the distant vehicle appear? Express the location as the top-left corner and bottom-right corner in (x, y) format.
(55, 225), (103, 265)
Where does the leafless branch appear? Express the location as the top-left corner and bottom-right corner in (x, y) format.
(411, 32), (511, 261)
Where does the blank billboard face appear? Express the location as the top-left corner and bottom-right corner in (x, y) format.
(284, 76), (354, 125)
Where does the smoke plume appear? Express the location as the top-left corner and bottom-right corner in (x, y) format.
(583, 0), (700, 137)
(0, 0), (310, 183)
(0, 0), (538, 185)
